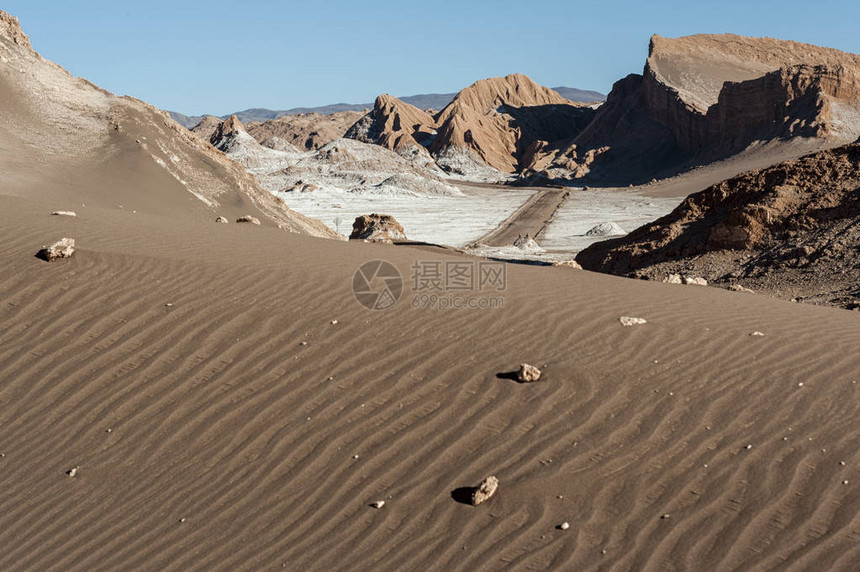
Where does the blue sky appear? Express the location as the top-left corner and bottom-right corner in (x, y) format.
(4, 1), (859, 115)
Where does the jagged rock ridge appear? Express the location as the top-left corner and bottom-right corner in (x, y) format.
(576, 142), (860, 308)
(343, 74), (597, 179)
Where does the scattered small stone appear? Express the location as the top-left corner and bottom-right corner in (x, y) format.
(517, 363), (542, 383)
(663, 273), (682, 284)
(236, 215), (261, 225)
(661, 514), (670, 519)
(67, 466), (79, 477)
(330, 320), (338, 325)
(215, 216), (229, 223)
(300, 341), (308, 346)
(106, 428), (112, 433)
(471, 475), (499, 506)
(165, 303), (173, 307)
(37, 238), (75, 262)
(749, 331), (765, 337)
(745, 444), (753, 450)
(840, 461), (846, 466)
(51, 211), (77, 217)
(843, 480), (849, 485)
(558, 522), (570, 530)
(179, 518), (186, 523)
(619, 316), (647, 327)
(728, 284), (755, 294)
(353, 454), (359, 459)
(798, 382), (804, 387)
(370, 500), (385, 509)
(601, 550), (607, 555)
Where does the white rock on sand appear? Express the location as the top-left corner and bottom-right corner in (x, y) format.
(471, 475), (499, 505)
(51, 211), (76, 217)
(37, 238), (75, 261)
(619, 316), (647, 326)
(517, 363), (542, 382)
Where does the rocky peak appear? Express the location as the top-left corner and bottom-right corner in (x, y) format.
(430, 74), (594, 173)
(438, 74), (572, 117)
(0, 10), (32, 51)
(345, 94), (435, 155)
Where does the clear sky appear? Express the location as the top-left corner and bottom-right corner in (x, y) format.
(4, 1), (860, 116)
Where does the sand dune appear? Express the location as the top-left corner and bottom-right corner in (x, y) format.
(0, 12), (336, 238)
(2, 10), (860, 571)
(2, 189), (860, 570)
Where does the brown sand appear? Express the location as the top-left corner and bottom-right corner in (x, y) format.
(2, 10), (860, 571)
(2, 185), (860, 571)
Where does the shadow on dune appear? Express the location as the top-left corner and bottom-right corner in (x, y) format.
(450, 487), (477, 505)
(495, 371), (520, 382)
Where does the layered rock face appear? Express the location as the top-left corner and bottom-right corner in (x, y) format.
(0, 11), (338, 238)
(345, 95), (436, 157)
(431, 74), (595, 174)
(246, 111), (366, 151)
(344, 74), (597, 178)
(546, 34), (860, 184)
(644, 34), (860, 154)
(576, 142), (860, 308)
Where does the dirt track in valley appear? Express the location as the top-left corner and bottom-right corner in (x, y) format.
(470, 188), (569, 247)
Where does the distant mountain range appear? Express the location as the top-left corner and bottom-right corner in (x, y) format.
(167, 87), (606, 128)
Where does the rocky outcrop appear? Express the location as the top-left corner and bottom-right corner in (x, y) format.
(431, 74), (595, 174)
(246, 111), (365, 151)
(644, 35), (860, 153)
(576, 142), (860, 308)
(545, 34), (860, 185)
(345, 95), (436, 157)
(0, 11), (31, 51)
(190, 115), (223, 142)
(343, 74), (596, 177)
(209, 115), (246, 150)
(349, 214), (407, 243)
(643, 34), (860, 154)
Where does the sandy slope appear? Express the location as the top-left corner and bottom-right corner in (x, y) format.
(2, 187), (860, 571)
